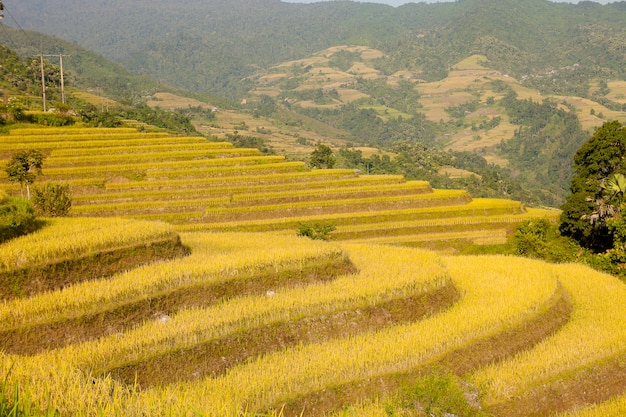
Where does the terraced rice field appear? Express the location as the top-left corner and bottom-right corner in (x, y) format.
(1, 125), (625, 416)
(0, 126), (558, 248)
(1, 218), (625, 416)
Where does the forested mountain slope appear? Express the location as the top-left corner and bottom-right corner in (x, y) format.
(5, 0), (626, 98)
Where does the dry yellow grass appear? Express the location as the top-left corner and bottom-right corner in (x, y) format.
(445, 117), (517, 154)
(69, 89), (119, 109)
(347, 228), (509, 246)
(257, 73), (288, 84)
(337, 88), (369, 102)
(347, 62), (380, 78)
(439, 166), (480, 179)
(606, 81), (626, 103)
(146, 93), (213, 110)
(360, 48), (385, 60)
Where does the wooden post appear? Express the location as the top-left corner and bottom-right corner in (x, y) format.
(59, 54), (66, 104)
(40, 55), (47, 112)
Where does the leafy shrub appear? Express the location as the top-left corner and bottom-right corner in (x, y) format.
(32, 112), (75, 127)
(0, 192), (40, 244)
(32, 183), (72, 217)
(296, 222), (336, 241)
(514, 219), (577, 263)
(384, 371), (487, 417)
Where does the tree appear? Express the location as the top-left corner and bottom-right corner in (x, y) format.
(32, 182), (72, 217)
(559, 121), (626, 252)
(309, 143), (335, 169)
(5, 150), (46, 200)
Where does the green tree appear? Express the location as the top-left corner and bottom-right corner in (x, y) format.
(5, 150), (46, 200)
(559, 121), (626, 252)
(32, 182), (72, 217)
(309, 143), (336, 169)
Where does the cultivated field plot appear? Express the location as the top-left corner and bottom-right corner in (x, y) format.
(1, 220), (625, 417)
(0, 125), (556, 248)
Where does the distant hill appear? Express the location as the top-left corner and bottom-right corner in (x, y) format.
(0, 25), (167, 102)
(5, 0), (625, 99)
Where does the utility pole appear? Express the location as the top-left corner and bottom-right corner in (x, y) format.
(40, 55), (47, 112)
(40, 54), (71, 109)
(59, 54), (67, 104)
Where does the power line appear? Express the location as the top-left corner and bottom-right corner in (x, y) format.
(0, 22), (18, 50)
(2, 2), (42, 55)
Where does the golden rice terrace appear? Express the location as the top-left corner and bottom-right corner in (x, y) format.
(0, 126), (558, 249)
(0, 126), (625, 416)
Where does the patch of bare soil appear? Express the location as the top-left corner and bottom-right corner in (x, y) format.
(274, 283), (573, 417)
(488, 353), (626, 417)
(107, 281), (460, 388)
(0, 254), (356, 355)
(0, 234), (190, 300)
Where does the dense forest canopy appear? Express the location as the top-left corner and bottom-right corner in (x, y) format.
(4, 0), (626, 98)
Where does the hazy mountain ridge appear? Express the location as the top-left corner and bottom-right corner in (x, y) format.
(6, 0), (625, 98)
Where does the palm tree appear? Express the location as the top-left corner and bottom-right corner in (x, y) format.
(586, 173), (626, 225)
(604, 173), (626, 213)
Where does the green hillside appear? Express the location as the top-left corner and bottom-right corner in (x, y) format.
(5, 0), (626, 98)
